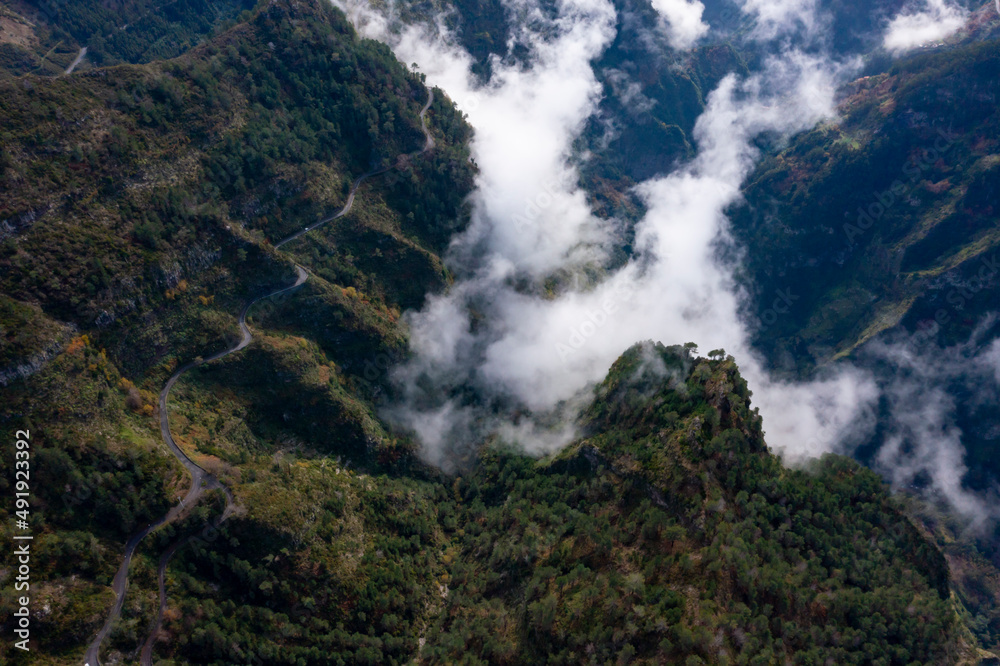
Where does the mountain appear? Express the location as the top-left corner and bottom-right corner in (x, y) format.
(731, 37), (1000, 368)
(115, 343), (980, 664)
(1, 0), (256, 74)
(0, 0), (474, 660)
(728, 32), (1000, 658)
(1, 0), (999, 663)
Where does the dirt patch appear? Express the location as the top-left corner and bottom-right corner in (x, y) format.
(0, 13), (36, 49)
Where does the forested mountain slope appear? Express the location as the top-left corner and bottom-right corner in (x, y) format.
(1, 0), (256, 75)
(93, 344), (986, 664)
(728, 35), (1000, 658)
(0, 0), (996, 663)
(0, 0), (474, 661)
(731, 38), (1000, 368)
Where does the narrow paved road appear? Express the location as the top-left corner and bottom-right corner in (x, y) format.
(64, 46), (87, 75)
(84, 267), (306, 666)
(85, 88), (436, 666)
(274, 89), (435, 250)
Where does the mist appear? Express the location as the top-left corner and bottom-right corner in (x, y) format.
(863, 321), (1000, 526)
(738, 0), (820, 39)
(649, 0), (708, 49)
(331, 0), (993, 528)
(883, 0), (970, 53)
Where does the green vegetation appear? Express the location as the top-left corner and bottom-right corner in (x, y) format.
(0, 0), (473, 661)
(10, 0), (256, 71)
(902, 495), (1000, 657)
(731, 39), (1000, 367)
(0, 0), (473, 370)
(429, 343), (965, 664)
(0, 0), (995, 662)
(108, 343), (978, 664)
(727, 37), (1000, 656)
(0, 333), (182, 660)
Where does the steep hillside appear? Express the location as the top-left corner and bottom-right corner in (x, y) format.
(0, 0), (257, 76)
(0, 0), (475, 661)
(0, 0), (474, 380)
(426, 0), (997, 203)
(732, 38), (1000, 368)
(0, 0), (995, 663)
(425, 343), (976, 665)
(728, 38), (1000, 498)
(729, 35), (1000, 657)
(123, 343), (979, 664)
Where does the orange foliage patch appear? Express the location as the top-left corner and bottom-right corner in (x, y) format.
(65, 334), (89, 355)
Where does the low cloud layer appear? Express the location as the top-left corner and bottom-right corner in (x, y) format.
(883, 0), (969, 54)
(333, 0), (996, 528)
(336, 0), (875, 468)
(649, 0), (709, 49)
(864, 322), (1000, 526)
(739, 0), (820, 39)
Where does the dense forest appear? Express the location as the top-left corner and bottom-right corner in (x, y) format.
(0, 0), (475, 661)
(408, 0), (1000, 654)
(92, 344), (984, 664)
(0, 0), (998, 663)
(727, 36), (1000, 654)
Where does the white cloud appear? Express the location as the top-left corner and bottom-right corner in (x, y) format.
(344, 0), (618, 280)
(864, 327), (1000, 527)
(344, 5), (877, 468)
(883, 0), (969, 54)
(456, 53), (875, 465)
(739, 0), (820, 39)
(332, 0), (1000, 531)
(649, 0), (709, 49)
(605, 68), (657, 114)
(987, 338), (1000, 385)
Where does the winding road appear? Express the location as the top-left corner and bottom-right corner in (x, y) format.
(64, 46), (88, 75)
(84, 89), (435, 666)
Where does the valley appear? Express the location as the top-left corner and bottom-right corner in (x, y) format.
(1, 0), (999, 663)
